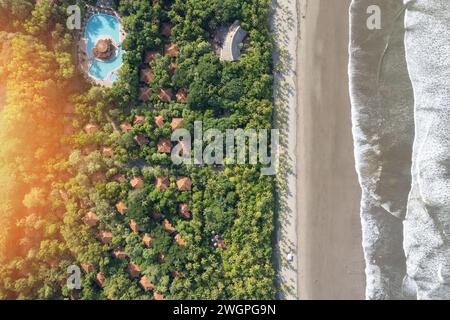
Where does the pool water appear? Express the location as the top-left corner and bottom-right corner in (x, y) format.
(85, 14), (124, 83)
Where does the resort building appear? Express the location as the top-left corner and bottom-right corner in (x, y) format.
(176, 90), (188, 104)
(175, 234), (186, 246)
(170, 117), (184, 130)
(139, 276), (154, 292)
(164, 43), (178, 58)
(157, 138), (172, 154)
(78, 8), (125, 87)
(96, 272), (105, 288)
(154, 115), (165, 128)
(179, 203), (191, 219)
(129, 219), (143, 234)
(155, 176), (170, 190)
(130, 177), (144, 189)
(163, 219), (176, 234)
(140, 68), (154, 83)
(116, 201), (128, 215)
(102, 147), (114, 157)
(81, 263), (94, 274)
(112, 249), (128, 260)
(120, 122), (133, 133)
(176, 177), (192, 191)
(154, 292), (164, 300)
(139, 87), (153, 102)
(134, 134), (148, 146)
(220, 21), (248, 62)
(82, 212), (99, 227)
(126, 262), (141, 278)
(98, 231), (113, 244)
(158, 88), (174, 102)
(134, 115), (146, 125)
(143, 234), (153, 248)
(84, 123), (99, 134)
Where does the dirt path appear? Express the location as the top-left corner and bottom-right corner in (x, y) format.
(296, 0), (365, 299)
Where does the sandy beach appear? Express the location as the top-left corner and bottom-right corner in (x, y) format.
(296, 0), (365, 299)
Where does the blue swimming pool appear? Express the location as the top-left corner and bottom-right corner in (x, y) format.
(85, 14), (124, 84)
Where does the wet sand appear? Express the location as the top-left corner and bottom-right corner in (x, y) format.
(296, 0), (365, 299)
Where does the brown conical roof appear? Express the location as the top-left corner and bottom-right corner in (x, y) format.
(140, 68), (154, 83)
(154, 115), (165, 128)
(81, 263), (94, 273)
(84, 124), (99, 134)
(120, 122), (133, 133)
(126, 262), (141, 278)
(116, 201), (128, 215)
(170, 118), (184, 130)
(158, 88), (173, 102)
(102, 147), (114, 157)
(112, 248), (128, 260)
(130, 176), (144, 189)
(82, 144), (97, 155)
(130, 219), (143, 234)
(154, 292), (164, 300)
(96, 39), (110, 53)
(70, 290), (81, 300)
(217, 239), (226, 249)
(175, 233), (186, 246)
(179, 203), (191, 219)
(96, 272), (105, 288)
(93, 38), (115, 60)
(134, 134), (148, 146)
(176, 177), (192, 191)
(176, 89), (188, 104)
(162, 219), (176, 233)
(157, 137), (172, 153)
(82, 211), (99, 228)
(134, 115), (146, 125)
(143, 233), (153, 248)
(98, 231), (113, 244)
(164, 43), (178, 57)
(139, 275), (154, 292)
(155, 176), (170, 190)
(139, 87), (153, 102)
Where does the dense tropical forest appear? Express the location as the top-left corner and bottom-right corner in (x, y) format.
(0, 0), (275, 299)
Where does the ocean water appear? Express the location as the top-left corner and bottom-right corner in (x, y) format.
(85, 14), (123, 83)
